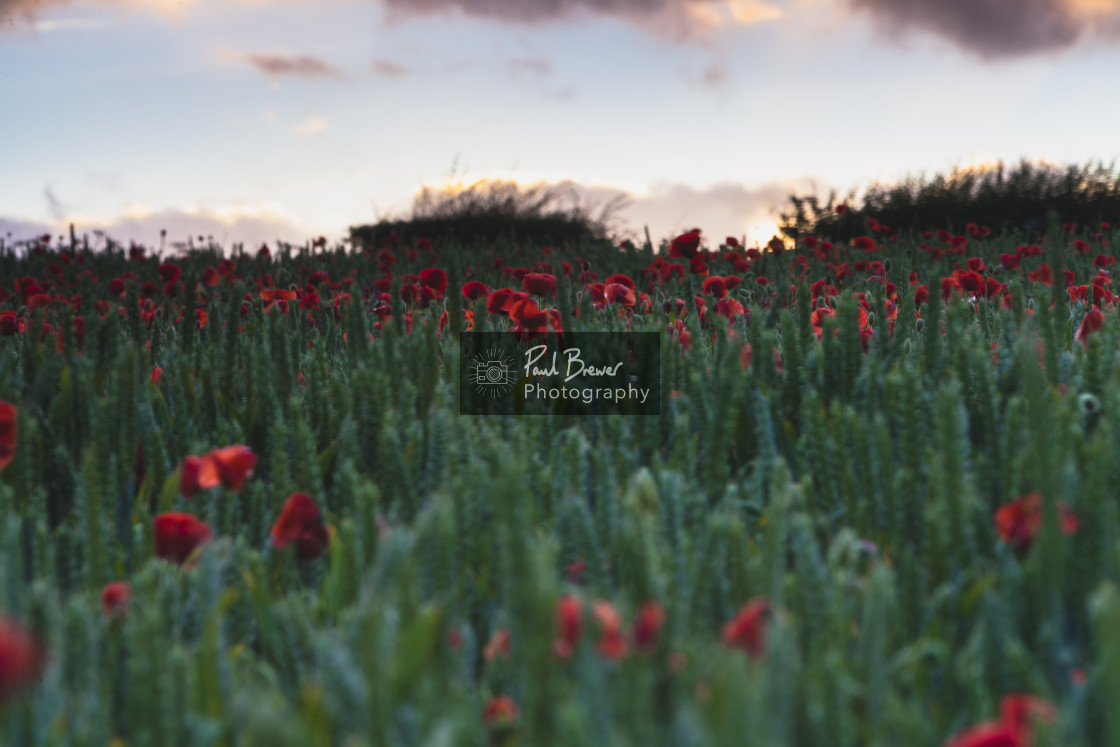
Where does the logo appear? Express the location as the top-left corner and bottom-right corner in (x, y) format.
(469, 346), (514, 398)
(460, 332), (661, 416)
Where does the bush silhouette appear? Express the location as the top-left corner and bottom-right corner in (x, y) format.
(779, 159), (1120, 242)
(349, 179), (626, 249)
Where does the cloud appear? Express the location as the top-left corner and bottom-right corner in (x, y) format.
(372, 58), (410, 77)
(247, 53), (340, 78)
(1, 0), (200, 28)
(604, 179), (812, 244)
(0, 202), (329, 250)
(847, 0), (1120, 58)
(452, 177), (810, 244)
(727, 0), (781, 24)
(379, 0), (782, 38)
(0, 216), (53, 241)
(292, 116), (329, 136)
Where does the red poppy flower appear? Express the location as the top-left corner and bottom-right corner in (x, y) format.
(100, 581), (131, 618)
(1027, 264), (1053, 287)
(603, 283), (636, 308)
(853, 235), (877, 252)
(0, 616), (44, 706)
(941, 276), (959, 300)
(702, 276), (727, 298)
(462, 280), (490, 301)
(482, 695), (519, 726)
(522, 272), (557, 297)
(667, 319), (692, 351)
(419, 267), (448, 296)
(592, 600), (628, 661)
(810, 307), (835, 337)
(208, 445), (257, 491)
(715, 297), (744, 319)
(632, 600), (665, 653)
(0, 310), (18, 336)
(956, 271), (985, 295)
(1075, 310), (1104, 345)
(270, 492), (329, 560)
(1000, 253), (1021, 270)
(721, 597), (770, 660)
(153, 512), (212, 566)
(509, 298), (549, 329)
(995, 493), (1078, 554)
(836, 204), (847, 214)
(486, 288), (514, 315)
(553, 594), (584, 660)
(669, 229), (701, 259)
(157, 263), (181, 283)
(985, 277), (1005, 299)
(260, 289), (298, 313)
(179, 454), (218, 498)
(0, 401), (16, 472)
(944, 694), (1056, 747)
(483, 628), (511, 662)
(603, 273), (634, 289)
(27, 294), (51, 314)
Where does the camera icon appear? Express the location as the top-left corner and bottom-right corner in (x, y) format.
(477, 360), (509, 387)
(470, 348), (514, 398)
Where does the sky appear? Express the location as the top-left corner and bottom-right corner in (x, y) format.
(2, 0), (1120, 250)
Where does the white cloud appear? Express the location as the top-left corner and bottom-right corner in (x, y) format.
(0, 202), (332, 251)
(558, 178), (815, 246)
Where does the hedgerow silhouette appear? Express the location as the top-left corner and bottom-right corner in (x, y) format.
(779, 159), (1120, 242)
(350, 178), (627, 249)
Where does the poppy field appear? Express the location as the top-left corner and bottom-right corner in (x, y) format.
(3, 219), (1120, 746)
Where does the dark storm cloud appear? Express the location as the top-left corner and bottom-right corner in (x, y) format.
(847, 0), (1120, 59)
(248, 53), (340, 78)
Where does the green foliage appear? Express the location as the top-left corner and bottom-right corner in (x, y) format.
(1, 224), (1119, 746)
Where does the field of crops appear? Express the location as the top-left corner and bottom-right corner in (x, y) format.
(3, 220), (1120, 746)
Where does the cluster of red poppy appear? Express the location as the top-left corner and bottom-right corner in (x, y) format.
(179, 445), (258, 497)
(994, 492), (1079, 555)
(551, 595), (667, 661)
(152, 493), (329, 569)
